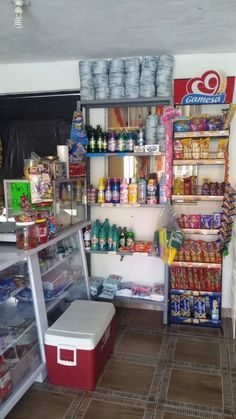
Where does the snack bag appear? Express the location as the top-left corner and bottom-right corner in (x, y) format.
(173, 178), (184, 195)
(217, 139), (229, 159)
(202, 242), (210, 263)
(182, 139), (192, 159)
(194, 295), (207, 319)
(189, 240), (202, 262)
(184, 177), (192, 195)
(173, 118), (190, 132)
(182, 240), (191, 261)
(190, 176), (197, 195)
(192, 139), (200, 159)
(200, 215), (212, 229)
(189, 116), (206, 131)
(171, 294), (181, 316)
(200, 138), (210, 159)
(212, 212), (222, 229)
(180, 293), (191, 317)
(188, 214), (201, 229)
(174, 139), (183, 159)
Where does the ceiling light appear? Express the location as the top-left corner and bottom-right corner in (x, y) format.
(10, 0), (30, 29)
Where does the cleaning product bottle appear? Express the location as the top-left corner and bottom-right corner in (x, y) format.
(97, 178), (105, 204)
(112, 177), (120, 204)
(107, 225), (113, 250)
(105, 178), (112, 203)
(159, 173), (167, 204)
(99, 225), (106, 250)
(138, 175), (147, 204)
(119, 228), (126, 248)
(128, 177), (138, 204)
(120, 178), (129, 204)
(147, 178), (157, 205)
(112, 225), (119, 251)
(91, 222), (100, 250)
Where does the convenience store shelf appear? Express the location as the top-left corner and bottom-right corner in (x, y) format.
(174, 130), (229, 138)
(87, 203), (167, 208)
(86, 151), (163, 157)
(95, 296), (165, 311)
(172, 195), (224, 202)
(173, 159), (225, 165)
(182, 228), (219, 235)
(86, 249), (154, 257)
(170, 289), (221, 297)
(80, 96), (171, 108)
(172, 261), (222, 269)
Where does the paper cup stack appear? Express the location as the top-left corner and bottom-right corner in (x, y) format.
(79, 60), (95, 100)
(124, 57), (140, 98)
(92, 59), (109, 100)
(156, 55), (174, 97)
(109, 58), (125, 99)
(140, 56), (157, 98)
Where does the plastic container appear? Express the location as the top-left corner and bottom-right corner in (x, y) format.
(120, 178), (129, 204)
(128, 178), (138, 204)
(35, 219), (48, 244)
(147, 179), (157, 205)
(16, 222), (39, 250)
(45, 300), (116, 390)
(112, 178), (120, 203)
(97, 178), (105, 204)
(138, 177), (147, 204)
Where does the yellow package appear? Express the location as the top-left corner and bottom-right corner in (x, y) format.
(200, 138), (210, 159)
(217, 138), (229, 158)
(173, 178), (184, 195)
(192, 139), (200, 159)
(182, 139), (192, 159)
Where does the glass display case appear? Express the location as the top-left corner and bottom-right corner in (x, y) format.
(0, 221), (90, 418)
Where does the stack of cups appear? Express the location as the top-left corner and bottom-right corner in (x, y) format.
(109, 58), (125, 99)
(145, 114), (158, 144)
(92, 59), (109, 100)
(79, 60), (95, 100)
(157, 121), (166, 152)
(156, 55), (174, 97)
(140, 56), (157, 98)
(124, 57), (140, 99)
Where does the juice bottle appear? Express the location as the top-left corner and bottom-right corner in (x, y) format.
(120, 178), (129, 204)
(97, 178), (105, 204)
(128, 177), (138, 204)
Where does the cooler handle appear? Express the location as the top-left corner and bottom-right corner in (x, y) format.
(57, 345), (77, 367)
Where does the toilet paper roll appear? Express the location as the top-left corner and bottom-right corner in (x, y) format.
(57, 145), (69, 179)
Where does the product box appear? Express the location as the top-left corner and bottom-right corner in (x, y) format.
(44, 300), (116, 390)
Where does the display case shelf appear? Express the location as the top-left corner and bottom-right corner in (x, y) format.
(0, 286), (26, 305)
(87, 203), (167, 208)
(182, 228), (219, 235)
(174, 130), (229, 138)
(86, 249), (155, 257)
(172, 261), (222, 269)
(0, 322), (35, 355)
(40, 252), (75, 277)
(173, 159), (225, 165)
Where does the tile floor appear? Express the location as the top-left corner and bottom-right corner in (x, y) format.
(6, 308), (236, 419)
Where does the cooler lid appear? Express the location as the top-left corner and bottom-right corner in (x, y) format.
(44, 300), (115, 350)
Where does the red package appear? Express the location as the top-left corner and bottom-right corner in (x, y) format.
(183, 240), (191, 261)
(207, 242), (216, 263)
(184, 177), (192, 195)
(187, 267), (194, 290)
(187, 214), (201, 229)
(213, 270), (221, 292)
(213, 242), (222, 264)
(199, 268), (205, 291)
(189, 240), (202, 262)
(202, 242), (210, 263)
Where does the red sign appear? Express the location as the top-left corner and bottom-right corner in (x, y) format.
(174, 70), (235, 105)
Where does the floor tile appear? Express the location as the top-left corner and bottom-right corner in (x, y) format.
(167, 368), (222, 408)
(97, 358), (155, 396)
(175, 325), (221, 337)
(116, 330), (163, 357)
(78, 399), (145, 419)
(174, 337), (221, 365)
(128, 309), (164, 330)
(6, 388), (75, 419)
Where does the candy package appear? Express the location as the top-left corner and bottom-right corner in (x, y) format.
(192, 139), (200, 159)
(200, 215), (212, 229)
(207, 115), (224, 131)
(180, 293), (191, 317)
(173, 118), (190, 132)
(189, 116), (206, 131)
(174, 139), (183, 159)
(182, 139), (192, 159)
(200, 138), (210, 159)
(171, 294), (181, 316)
(187, 214), (201, 229)
(194, 295), (207, 319)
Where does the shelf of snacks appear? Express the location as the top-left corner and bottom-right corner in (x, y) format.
(173, 159), (225, 165)
(178, 213), (222, 232)
(174, 130), (229, 138)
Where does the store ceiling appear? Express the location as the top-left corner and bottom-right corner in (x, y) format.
(1, 0), (236, 64)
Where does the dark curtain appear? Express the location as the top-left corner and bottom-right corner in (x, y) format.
(1, 118), (71, 178)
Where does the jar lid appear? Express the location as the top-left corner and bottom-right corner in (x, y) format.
(16, 221), (35, 227)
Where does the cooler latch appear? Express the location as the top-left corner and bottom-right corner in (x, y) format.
(57, 345), (77, 366)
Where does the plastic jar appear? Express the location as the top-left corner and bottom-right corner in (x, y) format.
(35, 219), (48, 244)
(16, 222), (39, 250)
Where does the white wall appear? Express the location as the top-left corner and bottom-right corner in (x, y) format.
(0, 52), (236, 310)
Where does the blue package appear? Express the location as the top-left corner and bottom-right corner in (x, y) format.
(70, 111), (88, 145)
(171, 294), (181, 316)
(193, 295), (206, 319)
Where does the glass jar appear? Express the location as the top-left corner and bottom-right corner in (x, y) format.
(16, 222), (39, 250)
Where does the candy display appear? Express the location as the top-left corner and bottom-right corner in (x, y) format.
(174, 239), (221, 264)
(216, 183), (236, 252)
(174, 114), (225, 133)
(178, 213), (222, 230)
(170, 266), (221, 292)
(174, 137), (211, 160)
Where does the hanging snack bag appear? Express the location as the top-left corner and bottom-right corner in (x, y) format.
(174, 139), (183, 159)
(194, 295), (207, 319)
(200, 138), (210, 159)
(217, 139), (229, 159)
(192, 139), (201, 159)
(182, 139), (192, 159)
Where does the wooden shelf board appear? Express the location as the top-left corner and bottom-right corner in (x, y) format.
(173, 159), (225, 165)
(174, 130), (229, 138)
(172, 195), (224, 202)
(182, 228), (219, 235)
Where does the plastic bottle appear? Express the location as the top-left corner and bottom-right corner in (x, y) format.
(102, 132), (108, 153)
(159, 173), (167, 204)
(112, 177), (120, 203)
(97, 178), (105, 204)
(96, 125), (103, 153)
(125, 132), (134, 152)
(147, 178), (157, 205)
(102, 218), (110, 238)
(117, 132), (126, 152)
(89, 129), (96, 153)
(138, 176), (147, 204)
(119, 228), (126, 248)
(120, 178), (129, 204)
(107, 225), (113, 250)
(99, 226), (106, 250)
(128, 177), (138, 204)
(108, 131), (116, 152)
(83, 226), (91, 250)
(91, 222), (100, 250)
(112, 226), (119, 251)
(105, 178), (112, 203)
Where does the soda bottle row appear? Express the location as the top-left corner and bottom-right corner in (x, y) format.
(84, 219), (135, 251)
(87, 174), (167, 205)
(86, 125), (146, 153)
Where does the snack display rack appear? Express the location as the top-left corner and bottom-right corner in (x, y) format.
(170, 115), (230, 327)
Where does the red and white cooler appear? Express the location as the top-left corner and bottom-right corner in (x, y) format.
(44, 300), (116, 390)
